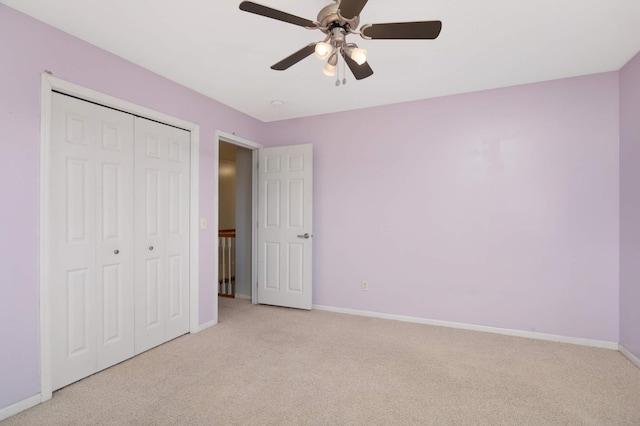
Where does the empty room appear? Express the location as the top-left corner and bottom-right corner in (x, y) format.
(1, 0), (640, 424)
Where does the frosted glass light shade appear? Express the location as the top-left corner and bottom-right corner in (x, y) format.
(315, 42), (333, 60)
(322, 62), (336, 77)
(350, 48), (367, 65)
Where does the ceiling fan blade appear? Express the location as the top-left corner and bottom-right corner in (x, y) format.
(341, 50), (374, 80)
(271, 44), (317, 71)
(338, 0), (369, 20)
(239, 1), (317, 28)
(361, 21), (442, 40)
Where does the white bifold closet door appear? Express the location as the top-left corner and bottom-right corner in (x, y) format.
(50, 93), (190, 391)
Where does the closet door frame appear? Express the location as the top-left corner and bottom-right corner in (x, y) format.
(39, 75), (201, 402)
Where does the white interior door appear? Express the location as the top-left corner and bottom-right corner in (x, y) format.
(134, 117), (190, 353)
(50, 93), (135, 390)
(257, 144), (313, 310)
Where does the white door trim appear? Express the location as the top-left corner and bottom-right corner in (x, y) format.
(39, 74), (200, 402)
(214, 131), (262, 315)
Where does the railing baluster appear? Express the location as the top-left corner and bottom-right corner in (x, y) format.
(221, 237), (226, 294)
(227, 237), (232, 295)
(218, 230), (236, 297)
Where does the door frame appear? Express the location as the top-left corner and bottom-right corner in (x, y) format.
(39, 75), (200, 401)
(214, 131), (262, 315)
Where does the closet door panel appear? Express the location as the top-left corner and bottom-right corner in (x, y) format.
(134, 118), (190, 353)
(95, 109), (135, 371)
(165, 130), (190, 340)
(135, 125), (167, 353)
(51, 93), (135, 390)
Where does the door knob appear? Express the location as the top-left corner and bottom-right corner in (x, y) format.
(297, 233), (312, 239)
(149, 246), (154, 251)
(114, 249), (119, 255)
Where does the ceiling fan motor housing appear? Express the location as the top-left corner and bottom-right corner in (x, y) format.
(317, 2), (359, 34)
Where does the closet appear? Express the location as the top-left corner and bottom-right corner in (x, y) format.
(49, 93), (190, 390)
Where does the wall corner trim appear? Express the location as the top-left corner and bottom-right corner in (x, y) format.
(194, 319), (218, 333)
(312, 305), (619, 350)
(0, 394), (42, 422)
(619, 344), (640, 369)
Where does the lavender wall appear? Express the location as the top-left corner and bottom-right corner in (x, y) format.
(263, 73), (620, 343)
(620, 51), (640, 360)
(0, 4), (262, 409)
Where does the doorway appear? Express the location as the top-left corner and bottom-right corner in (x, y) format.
(215, 132), (261, 311)
(218, 141), (253, 299)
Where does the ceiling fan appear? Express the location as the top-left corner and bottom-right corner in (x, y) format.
(239, 0), (442, 82)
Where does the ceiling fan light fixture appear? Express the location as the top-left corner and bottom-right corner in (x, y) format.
(314, 42), (333, 60)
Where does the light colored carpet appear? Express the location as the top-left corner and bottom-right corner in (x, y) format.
(4, 298), (640, 425)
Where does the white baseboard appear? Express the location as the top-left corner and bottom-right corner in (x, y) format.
(312, 305), (618, 350)
(0, 394), (41, 422)
(194, 319), (217, 333)
(619, 344), (640, 369)
(235, 294), (251, 300)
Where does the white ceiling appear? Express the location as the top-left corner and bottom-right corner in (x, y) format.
(4, 0), (640, 122)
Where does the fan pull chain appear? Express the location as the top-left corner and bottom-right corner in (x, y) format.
(335, 54), (348, 87)
(342, 54), (347, 85)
